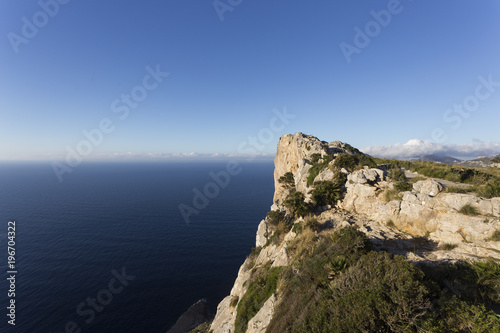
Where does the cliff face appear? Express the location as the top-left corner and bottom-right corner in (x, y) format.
(210, 133), (500, 333)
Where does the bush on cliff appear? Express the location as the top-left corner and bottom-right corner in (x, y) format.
(284, 191), (310, 218)
(310, 181), (342, 207)
(333, 152), (377, 171)
(278, 171), (295, 188)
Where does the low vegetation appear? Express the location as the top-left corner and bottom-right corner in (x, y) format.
(257, 226), (500, 332)
(284, 191), (310, 218)
(445, 185), (472, 194)
(376, 158), (500, 198)
(458, 204), (480, 216)
(492, 155), (500, 163)
(333, 152), (377, 171)
(278, 171), (294, 188)
(234, 265), (282, 333)
(487, 230), (500, 242)
(306, 153), (334, 185)
(310, 181), (342, 207)
(438, 243), (458, 250)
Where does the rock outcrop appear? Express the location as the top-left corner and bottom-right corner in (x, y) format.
(209, 133), (500, 333)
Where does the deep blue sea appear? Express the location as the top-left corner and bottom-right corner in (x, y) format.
(0, 161), (275, 333)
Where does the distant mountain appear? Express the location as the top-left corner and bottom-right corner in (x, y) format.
(416, 154), (462, 164)
(456, 155), (500, 168)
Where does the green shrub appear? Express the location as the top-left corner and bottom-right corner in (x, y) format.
(234, 266), (282, 333)
(332, 152), (377, 171)
(458, 204), (480, 216)
(328, 252), (431, 332)
(265, 210), (285, 226)
(493, 155), (500, 163)
(278, 172), (295, 187)
(386, 220), (396, 228)
(439, 243), (458, 250)
(230, 296), (239, 308)
(291, 223), (303, 235)
(310, 181), (342, 207)
(284, 191), (310, 218)
(388, 168), (407, 182)
(304, 218), (322, 232)
(420, 294), (500, 332)
(333, 153), (357, 170)
(394, 180), (412, 192)
(420, 259), (500, 305)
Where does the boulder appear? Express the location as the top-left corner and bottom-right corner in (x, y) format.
(413, 179), (443, 197)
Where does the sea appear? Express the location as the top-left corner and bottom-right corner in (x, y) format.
(0, 161), (275, 333)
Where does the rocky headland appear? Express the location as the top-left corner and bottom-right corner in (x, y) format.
(189, 133), (500, 332)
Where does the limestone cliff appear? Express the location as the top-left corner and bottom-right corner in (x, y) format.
(209, 133), (500, 333)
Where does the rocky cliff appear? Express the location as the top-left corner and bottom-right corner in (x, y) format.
(209, 133), (500, 333)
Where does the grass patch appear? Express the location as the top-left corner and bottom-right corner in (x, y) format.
(439, 243), (458, 250)
(383, 188), (403, 202)
(306, 153), (333, 185)
(445, 185), (472, 194)
(487, 230), (500, 242)
(408, 176), (427, 184)
(458, 204), (480, 216)
(234, 265), (282, 333)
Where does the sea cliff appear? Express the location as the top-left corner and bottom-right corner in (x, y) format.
(207, 133), (500, 333)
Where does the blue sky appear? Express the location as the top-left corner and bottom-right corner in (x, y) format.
(1, 0), (500, 160)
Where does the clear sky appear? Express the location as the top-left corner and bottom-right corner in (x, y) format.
(1, 0), (500, 161)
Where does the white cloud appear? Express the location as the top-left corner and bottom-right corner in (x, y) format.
(361, 139), (500, 160)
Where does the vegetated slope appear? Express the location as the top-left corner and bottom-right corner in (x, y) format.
(207, 133), (500, 333)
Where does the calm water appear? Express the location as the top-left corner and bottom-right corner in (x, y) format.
(0, 161), (274, 332)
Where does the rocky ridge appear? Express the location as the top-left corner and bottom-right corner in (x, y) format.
(209, 133), (500, 333)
